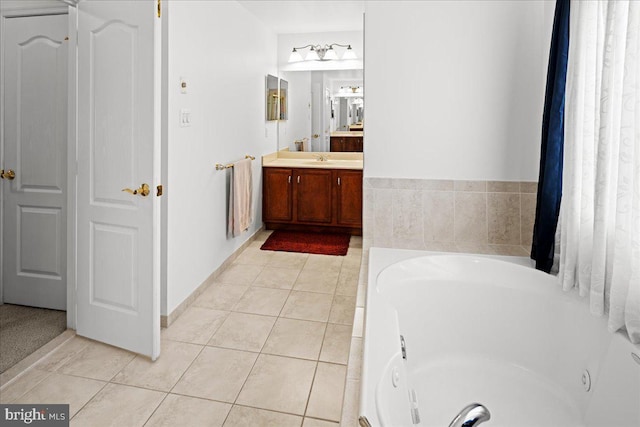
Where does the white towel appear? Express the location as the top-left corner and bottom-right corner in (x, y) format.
(228, 158), (253, 237)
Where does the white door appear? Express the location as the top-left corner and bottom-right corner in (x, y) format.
(76, 0), (161, 359)
(2, 14), (68, 310)
(323, 88), (331, 151)
(311, 82), (322, 151)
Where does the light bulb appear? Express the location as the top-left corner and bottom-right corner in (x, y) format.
(323, 47), (338, 60)
(305, 48), (320, 61)
(342, 46), (357, 60)
(288, 48), (303, 63)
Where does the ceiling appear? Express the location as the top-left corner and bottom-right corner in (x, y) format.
(237, 1), (365, 34)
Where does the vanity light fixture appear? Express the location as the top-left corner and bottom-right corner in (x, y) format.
(335, 85), (363, 98)
(288, 43), (357, 62)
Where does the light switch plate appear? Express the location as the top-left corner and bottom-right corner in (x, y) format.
(180, 109), (191, 127)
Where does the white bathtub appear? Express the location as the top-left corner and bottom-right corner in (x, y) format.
(360, 248), (640, 427)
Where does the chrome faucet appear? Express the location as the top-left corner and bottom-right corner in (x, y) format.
(313, 154), (330, 162)
(448, 403), (491, 427)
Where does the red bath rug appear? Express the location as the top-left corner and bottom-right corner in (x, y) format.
(260, 230), (351, 256)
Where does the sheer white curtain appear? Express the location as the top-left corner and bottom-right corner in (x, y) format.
(559, 0), (640, 343)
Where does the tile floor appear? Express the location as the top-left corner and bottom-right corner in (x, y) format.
(0, 231), (363, 427)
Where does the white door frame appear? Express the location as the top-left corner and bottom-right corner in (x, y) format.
(66, 0), (78, 330)
(0, 0), (78, 328)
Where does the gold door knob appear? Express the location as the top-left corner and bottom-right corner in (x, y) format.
(122, 183), (150, 197)
(313, 134), (320, 139)
(1, 169), (15, 180)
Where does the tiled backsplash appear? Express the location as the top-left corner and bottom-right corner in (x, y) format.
(362, 178), (538, 256)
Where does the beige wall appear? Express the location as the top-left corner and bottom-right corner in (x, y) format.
(363, 177), (537, 255)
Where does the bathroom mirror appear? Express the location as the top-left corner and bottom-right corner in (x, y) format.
(334, 88), (363, 131)
(279, 79), (288, 120)
(266, 74), (278, 121)
(277, 69), (363, 152)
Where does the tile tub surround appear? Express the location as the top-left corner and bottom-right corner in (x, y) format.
(0, 233), (361, 427)
(363, 177), (538, 255)
(339, 179), (538, 425)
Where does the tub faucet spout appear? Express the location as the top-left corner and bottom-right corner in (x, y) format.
(448, 403), (491, 427)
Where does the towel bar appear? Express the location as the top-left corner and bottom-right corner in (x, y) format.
(215, 155), (255, 171)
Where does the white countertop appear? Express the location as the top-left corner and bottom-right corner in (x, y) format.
(262, 151), (363, 170)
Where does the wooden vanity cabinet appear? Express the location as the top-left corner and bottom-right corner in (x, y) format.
(262, 167), (362, 234)
(330, 136), (363, 152)
(336, 170), (363, 227)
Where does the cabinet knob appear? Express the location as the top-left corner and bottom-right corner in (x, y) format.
(288, 175), (291, 184)
(297, 176), (301, 184)
(337, 177), (341, 186)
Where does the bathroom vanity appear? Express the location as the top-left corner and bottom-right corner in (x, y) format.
(330, 131), (363, 152)
(262, 152), (363, 235)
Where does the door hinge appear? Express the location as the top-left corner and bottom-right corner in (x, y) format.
(157, 0), (161, 18)
(156, 185), (163, 197)
(409, 389), (421, 424)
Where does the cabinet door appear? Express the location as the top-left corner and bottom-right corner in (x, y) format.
(342, 137), (363, 152)
(263, 168), (293, 222)
(330, 137), (342, 152)
(295, 169), (333, 223)
(336, 170), (363, 227)
(353, 137), (363, 152)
